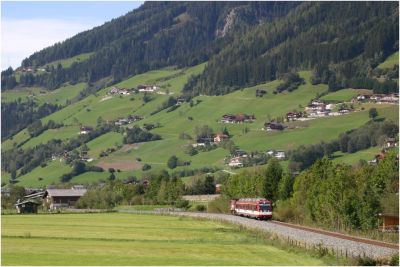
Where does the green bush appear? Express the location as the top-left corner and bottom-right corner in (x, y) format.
(195, 204), (206, 212)
(175, 199), (190, 209)
(357, 257), (377, 266)
(390, 254), (399, 266)
(207, 197), (230, 213)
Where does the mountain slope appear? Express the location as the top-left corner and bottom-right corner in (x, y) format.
(186, 1), (399, 95)
(3, 2), (299, 90)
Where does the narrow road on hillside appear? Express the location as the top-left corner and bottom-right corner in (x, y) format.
(117, 209), (398, 259)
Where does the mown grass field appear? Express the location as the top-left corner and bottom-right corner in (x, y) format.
(1, 213), (341, 266)
(1, 83), (86, 105)
(331, 146), (381, 165)
(377, 51), (399, 69)
(21, 125), (80, 150)
(320, 89), (372, 103)
(15, 160), (72, 187)
(41, 52), (95, 69)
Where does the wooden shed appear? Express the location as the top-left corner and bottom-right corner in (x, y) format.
(15, 199), (41, 213)
(378, 213), (399, 232)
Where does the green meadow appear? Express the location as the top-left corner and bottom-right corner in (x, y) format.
(1, 83), (85, 105)
(41, 52), (95, 69)
(21, 125), (80, 150)
(1, 213), (342, 266)
(320, 89), (369, 103)
(332, 146), (381, 165)
(15, 160), (72, 187)
(377, 51), (399, 69)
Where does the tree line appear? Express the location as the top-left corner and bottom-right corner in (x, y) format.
(1, 100), (62, 141)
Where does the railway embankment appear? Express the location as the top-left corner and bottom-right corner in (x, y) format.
(117, 209), (398, 259)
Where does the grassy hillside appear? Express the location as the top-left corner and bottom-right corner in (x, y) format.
(320, 89), (372, 103)
(2, 213), (341, 265)
(331, 147), (381, 165)
(3, 65), (398, 187)
(377, 51), (399, 69)
(1, 83), (86, 105)
(41, 52), (95, 69)
(16, 161), (72, 187)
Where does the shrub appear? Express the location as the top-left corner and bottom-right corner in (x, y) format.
(390, 254), (399, 266)
(207, 197), (230, 214)
(142, 164), (152, 171)
(357, 257), (377, 266)
(175, 199), (190, 210)
(195, 204), (206, 212)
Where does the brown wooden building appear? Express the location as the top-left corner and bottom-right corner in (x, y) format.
(378, 213), (399, 232)
(43, 188), (87, 210)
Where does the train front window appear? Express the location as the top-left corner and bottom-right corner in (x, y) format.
(259, 204), (270, 212)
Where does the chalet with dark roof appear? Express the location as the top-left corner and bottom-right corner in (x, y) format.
(80, 126), (93, 135)
(265, 122), (285, 131)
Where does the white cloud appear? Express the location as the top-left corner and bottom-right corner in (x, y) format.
(1, 18), (101, 70)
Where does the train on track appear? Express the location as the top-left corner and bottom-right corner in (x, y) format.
(230, 198), (272, 220)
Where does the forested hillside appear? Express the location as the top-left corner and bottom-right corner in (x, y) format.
(187, 2), (399, 95)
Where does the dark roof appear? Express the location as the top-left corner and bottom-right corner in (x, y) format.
(15, 199), (41, 206)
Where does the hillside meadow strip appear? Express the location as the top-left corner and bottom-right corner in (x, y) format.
(1, 213), (343, 266)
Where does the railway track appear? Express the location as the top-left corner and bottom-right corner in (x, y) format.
(269, 220), (399, 250)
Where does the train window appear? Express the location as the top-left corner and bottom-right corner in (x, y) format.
(259, 204), (271, 212)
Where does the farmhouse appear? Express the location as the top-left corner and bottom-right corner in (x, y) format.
(80, 126), (93, 135)
(43, 188), (87, 210)
(221, 114), (255, 123)
(138, 84), (159, 92)
(193, 137), (214, 147)
(256, 89), (267, 97)
(265, 122), (285, 131)
(228, 157), (244, 168)
(129, 115), (143, 121)
(357, 94), (370, 101)
(338, 108), (350, 114)
(266, 149), (286, 160)
(109, 87), (130, 95)
(286, 112), (302, 121)
(214, 133), (229, 143)
(275, 150), (286, 160)
(385, 138), (397, 148)
(176, 97), (186, 105)
(379, 94), (399, 104)
(115, 118), (130, 126)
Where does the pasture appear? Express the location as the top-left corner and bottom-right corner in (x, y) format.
(41, 52), (95, 69)
(1, 213), (340, 266)
(377, 51), (399, 69)
(320, 89), (369, 103)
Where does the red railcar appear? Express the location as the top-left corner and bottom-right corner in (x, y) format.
(230, 198), (272, 220)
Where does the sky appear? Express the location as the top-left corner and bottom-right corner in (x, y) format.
(1, 1), (143, 70)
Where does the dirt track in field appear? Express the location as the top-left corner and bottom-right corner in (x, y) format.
(96, 160), (142, 171)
